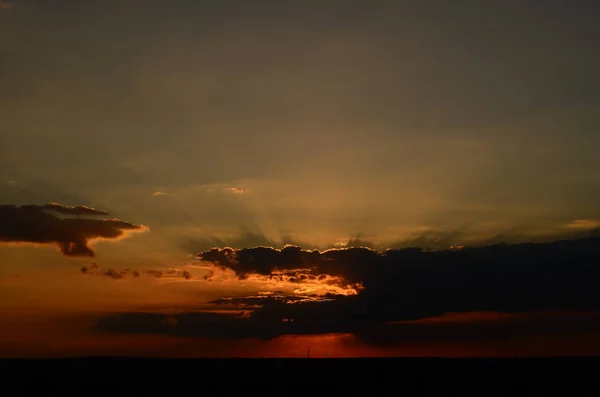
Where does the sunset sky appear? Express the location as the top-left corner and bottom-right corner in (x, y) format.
(1, 0), (600, 358)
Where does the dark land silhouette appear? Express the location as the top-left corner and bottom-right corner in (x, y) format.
(2, 357), (599, 395)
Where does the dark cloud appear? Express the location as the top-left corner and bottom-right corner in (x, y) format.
(80, 263), (99, 274)
(103, 268), (129, 280)
(197, 244), (367, 282)
(181, 224), (600, 256)
(95, 309), (600, 345)
(96, 311), (284, 340)
(81, 265), (192, 281)
(31, 203), (109, 217)
(98, 237), (600, 343)
(208, 293), (335, 307)
(146, 270), (164, 278)
(164, 269), (193, 280)
(0, 203), (146, 257)
(354, 311), (600, 346)
(202, 269), (215, 281)
(179, 227), (306, 255)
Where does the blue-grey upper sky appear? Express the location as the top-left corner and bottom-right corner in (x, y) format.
(1, 0), (599, 258)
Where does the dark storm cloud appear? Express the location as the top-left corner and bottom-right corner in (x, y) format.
(97, 237), (600, 342)
(0, 204), (146, 257)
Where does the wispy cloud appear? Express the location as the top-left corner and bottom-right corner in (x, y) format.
(152, 191), (176, 197)
(202, 185), (251, 195)
(223, 187), (250, 195)
(81, 263), (192, 281)
(567, 219), (600, 229)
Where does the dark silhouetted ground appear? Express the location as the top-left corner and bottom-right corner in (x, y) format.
(1, 357), (598, 395)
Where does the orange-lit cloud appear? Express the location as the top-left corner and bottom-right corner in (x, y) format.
(567, 219), (600, 229)
(0, 204), (147, 257)
(197, 263), (362, 296)
(223, 187), (250, 195)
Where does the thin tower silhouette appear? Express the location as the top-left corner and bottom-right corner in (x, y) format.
(306, 346), (311, 359)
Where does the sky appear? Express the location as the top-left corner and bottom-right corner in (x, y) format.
(1, 0), (600, 358)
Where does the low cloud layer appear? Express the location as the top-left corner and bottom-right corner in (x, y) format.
(0, 203), (146, 257)
(81, 263), (192, 280)
(98, 237), (600, 344)
(95, 309), (600, 346)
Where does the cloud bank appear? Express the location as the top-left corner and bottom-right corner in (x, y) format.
(97, 237), (600, 344)
(0, 203), (146, 257)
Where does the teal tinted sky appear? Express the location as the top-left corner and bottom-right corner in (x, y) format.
(2, 0), (599, 261)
